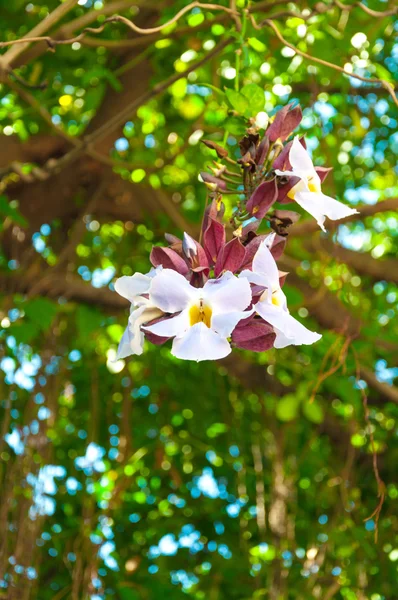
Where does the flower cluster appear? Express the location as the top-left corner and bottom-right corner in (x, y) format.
(115, 103), (358, 362)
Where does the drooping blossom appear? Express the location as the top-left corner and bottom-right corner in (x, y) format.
(143, 269), (253, 362)
(114, 268), (163, 358)
(240, 240), (321, 348)
(275, 137), (359, 231)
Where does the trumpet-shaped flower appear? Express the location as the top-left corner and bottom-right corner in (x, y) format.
(241, 241), (321, 348)
(115, 267), (163, 358)
(144, 269), (253, 362)
(275, 137), (358, 231)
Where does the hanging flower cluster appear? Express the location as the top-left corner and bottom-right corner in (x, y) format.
(115, 103), (358, 362)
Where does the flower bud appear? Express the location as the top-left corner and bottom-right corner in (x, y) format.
(182, 232), (197, 260)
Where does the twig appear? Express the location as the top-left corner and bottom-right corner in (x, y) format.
(0, 0), (79, 65)
(0, 3), (238, 51)
(309, 335), (352, 402)
(8, 70), (48, 90)
(352, 347), (386, 543)
(333, 0), (397, 18)
(251, 16), (398, 108)
(41, 37), (233, 175)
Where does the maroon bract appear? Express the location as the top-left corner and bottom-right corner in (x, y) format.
(203, 218), (226, 265)
(246, 179), (278, 219)
(214, 237), (246, 276)
(232, 314), (276, 352)
(150, 246), (188, 275)
(267, 103), (303, 142)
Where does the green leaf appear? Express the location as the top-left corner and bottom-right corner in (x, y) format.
(223, 116), (247, 135)
(248, 37), (267, 52)
(276, 394), (301, 422)
(283, 284), (304, 306)
(82, 67), (122, 92)
(206, 422), (228, 438)
(0, 196), (28, 227)
(225, 89), (249, 114)
(24, 298), (57, 331)
(170, 78), (187, 99)
(10, 322), (40, 344)
(77, 305), (104, 339)
(302, 400), (324, 424)
(373, 64), (394, 84)
(241, 83), (265, 114)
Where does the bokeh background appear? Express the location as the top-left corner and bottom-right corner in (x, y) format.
(0, 0), (397, 598)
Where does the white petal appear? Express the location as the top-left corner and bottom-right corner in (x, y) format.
(203, 272), (252, 314)
(275, 168), (297, 178)
(252, 242), (280, 289)
(239, 269), (268, 287)
(171, 323), (231, 362)
(116, 326), (139, 359)
(289, 136), (315, 174)
(294, 191), (358, 232)
(212, 308), (254, 338)
(294, 191), (328, 231)
(255, 301), (321, 347)
(115, 273), (151, 303)
(117, 304), (152, 359)
(143, 310), (189, 338)
(149, 269), (196, 313)
(264, 232), (276, 248)
(316, 192), (359, 221)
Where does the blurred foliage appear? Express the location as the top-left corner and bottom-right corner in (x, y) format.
(0, 1), (397, 599)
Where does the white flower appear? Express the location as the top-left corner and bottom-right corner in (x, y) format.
(143, 269), (253, 362)
(114, 267), (163, 358)
(275, 137), (359, 231)
(240, 241), (321, 348)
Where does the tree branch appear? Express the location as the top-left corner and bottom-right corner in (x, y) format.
(0, 3), (237, 52)
(0, 0), (79, 67)
(316, 239), (398, 285)
(359, 367), (398, 405)
(251, 17), (398, 107)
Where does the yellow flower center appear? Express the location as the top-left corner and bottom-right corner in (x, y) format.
(287, 176), (320, 200)
(272, 293), (281, 307)
(189, 301), (212, 328)
(308, 180), (319, 193)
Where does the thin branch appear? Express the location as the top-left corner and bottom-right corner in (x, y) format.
(39, 37), (233, 175)
(333, 0), (397, 18)
(8, 70), (48, 90)
(352, 348), (386, 543)
(251, 17), (398, 107)
(0, 3), (238, 51)
(0, 0), (79, 65)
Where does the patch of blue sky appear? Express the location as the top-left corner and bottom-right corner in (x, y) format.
(337, 225), (372, 252)
(170, 570), (199, 590)
(66, 477), (82, 494)
(313, 101), (336, 122)
(99, 541), (118, 571)
(91, 266), (115, 288)
(28, 465), (66, 518)
(75, 442), (106, 474)
(194, 468), (220, 499)
(375, 359), (398, 385)
(344, 186), (379, 205)
(5, 429), (25, 455)
(187, 84), (212, 96)
(114, 137), (129, 152)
